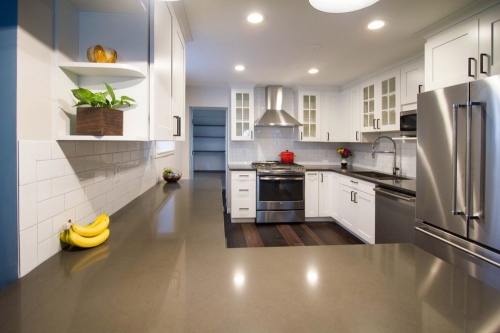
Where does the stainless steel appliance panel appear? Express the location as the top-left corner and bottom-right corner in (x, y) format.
(256, 210), (305, 223)
(374, 187), (416, 244)
(468, 75), (500, 251)
(416, 84), (468, 237)
(400, 110), (417, 137)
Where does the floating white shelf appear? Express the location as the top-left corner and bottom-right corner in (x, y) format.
(57, 135), (149, 141)
(59, 62), (146, 78)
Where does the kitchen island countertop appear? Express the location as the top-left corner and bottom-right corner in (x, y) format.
(0, 179), (497, 332)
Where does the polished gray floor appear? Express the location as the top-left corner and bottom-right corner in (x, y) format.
(0, 179), (499, 332)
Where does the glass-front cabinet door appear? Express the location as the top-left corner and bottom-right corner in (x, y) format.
(297, 91), (320, 141)
(361, 78), (377, 132)
(378, 69), (400, 131)
(231, 87), (254, 141)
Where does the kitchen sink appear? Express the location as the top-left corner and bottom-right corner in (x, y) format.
(350, 171), (411, 181)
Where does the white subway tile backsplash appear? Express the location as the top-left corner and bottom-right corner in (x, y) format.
(65, 157), (85, 175)
(37, 218), (53, 243)
(19, 183), (38, 231)
(19, 226), (38, 277)
(53, 141), (75, 159)
(37, 159), (66, 181)
(84, 182), (101, 201)
(52, 174), (77, 197)
(19, 142), (37, 185)
(18, 139), (162, 277)
(38, 235), (62, 266)
(37, 180), (52, 202)
(76, 141), (94, 157)
(85, 155), (101, 171)
(52, 208), (75, 234)
(93, 141), (106, 155)
(38, 195), (65, 222)
(65, 188), (84, 210)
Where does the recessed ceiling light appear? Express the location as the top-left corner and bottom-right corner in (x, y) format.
(309, 0), (379, 13)
(368, 20), (385, 30)
(235, 65), (245, 71)
(309, 68), (319, 74)
(247, 12), (265, 24)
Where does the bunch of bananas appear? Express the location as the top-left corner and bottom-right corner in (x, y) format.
(60, 214), (110, 248)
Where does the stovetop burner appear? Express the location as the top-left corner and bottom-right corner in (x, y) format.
(251, 161), (306, 174)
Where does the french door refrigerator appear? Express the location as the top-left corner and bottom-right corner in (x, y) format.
(415, 74), (500, 291)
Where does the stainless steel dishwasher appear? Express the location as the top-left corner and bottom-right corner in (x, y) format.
(374, 187), (416, 244)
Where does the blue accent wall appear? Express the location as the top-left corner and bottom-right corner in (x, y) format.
(0, 0), (18, 290)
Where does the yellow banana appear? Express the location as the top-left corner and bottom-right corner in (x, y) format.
(60, 230), (69, 243)
(72, 215), (110, 237)
(85, 214), (108, 228)
(68, 228), (110, 248)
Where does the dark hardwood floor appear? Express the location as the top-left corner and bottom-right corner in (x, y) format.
(223, 212), (363, 248)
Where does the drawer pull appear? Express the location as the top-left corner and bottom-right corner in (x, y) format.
(239, 189), (249, 192)
(239, 208), (249, 210)
(350, 180), (358, 184)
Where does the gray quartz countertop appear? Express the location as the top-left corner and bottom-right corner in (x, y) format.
(0, 179), (497, 332)
(228, 163), (416, 195)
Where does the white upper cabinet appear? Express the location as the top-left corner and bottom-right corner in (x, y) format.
(296, 91), (321, 142)
(340, 85), (361, 142)
(479, 4), (500, 78)
(400, 57), (424, 108)
(150, 0), (173, 141)
(172, 20), (186, 141)
(230, 87), (255, 141)
(360, 68), (400, 133)
(322, 91), (341, 142)
(425, 19), (479, 91)
(425, 4), (500, 90)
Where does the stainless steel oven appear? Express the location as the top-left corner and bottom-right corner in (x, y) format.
(400, 110), (417, 137)
(252, 162), (305, 223)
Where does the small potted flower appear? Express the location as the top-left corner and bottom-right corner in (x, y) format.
(337, 148), (352, 169)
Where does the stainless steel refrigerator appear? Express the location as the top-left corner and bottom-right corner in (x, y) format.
(415, 74), (500, 290)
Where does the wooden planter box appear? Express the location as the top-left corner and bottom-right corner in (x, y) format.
(76, 107), (123, 136)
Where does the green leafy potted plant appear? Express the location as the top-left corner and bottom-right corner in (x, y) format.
(71, 83), (136, 136)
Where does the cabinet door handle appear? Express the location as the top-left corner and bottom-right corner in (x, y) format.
(372, 119), (376, 130)
(418, 85), (423, 94)
(251, 130), (253, 140)
(173, 116), (181, 137)
(468, 57), (476, 78)
(480, 53), (488, 74)
(301, 132), (303, 141)
(377, 119), (380, 129)
(327, 132), (330, 141)
(354, 192), (358, 203)
(321, 173), (324, 182)
(350, 191), (354, 202)
(356, 131), (359, 141)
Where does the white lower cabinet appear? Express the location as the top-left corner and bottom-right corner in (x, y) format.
(231, 171), (256, 219)
(306, 171), (340, 219)
(338, 176), (375, 244)
(305, 172), (319, 217)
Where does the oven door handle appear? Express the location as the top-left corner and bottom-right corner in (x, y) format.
(259, 176), (304, 181)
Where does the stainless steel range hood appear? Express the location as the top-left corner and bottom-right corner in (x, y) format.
(254, 86), (302, 127)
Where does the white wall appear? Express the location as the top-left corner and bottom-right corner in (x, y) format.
(17, 0), (54, 140)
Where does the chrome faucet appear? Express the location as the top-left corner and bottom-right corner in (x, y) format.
(372, 136), (399, 175)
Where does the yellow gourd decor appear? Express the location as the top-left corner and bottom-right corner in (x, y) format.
(87, 45), (117, 63)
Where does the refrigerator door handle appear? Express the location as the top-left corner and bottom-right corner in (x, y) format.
(466, 101), (482, 220)
(452, 104), (465, 215)
(415, 226), (500, 268)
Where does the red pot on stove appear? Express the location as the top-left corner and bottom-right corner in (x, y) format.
(278, 150), (296, 164)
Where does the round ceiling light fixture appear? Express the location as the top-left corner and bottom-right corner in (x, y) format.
(309, 0), (379, 13)
(368, 20), (385, 30)
(308, 68), (319, 74)
(247, 12), (265, 24)
(235, 65), (245, 71)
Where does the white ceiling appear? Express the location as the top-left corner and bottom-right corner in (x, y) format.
(182, 0), (480, 88)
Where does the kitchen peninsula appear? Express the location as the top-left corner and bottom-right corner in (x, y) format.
(1, 179), (498, 332)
